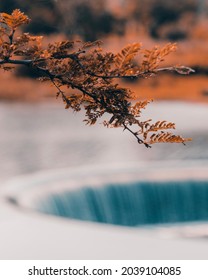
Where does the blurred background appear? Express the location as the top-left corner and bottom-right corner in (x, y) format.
(1, 0), (208, 182)
(1, 0), (208, 260)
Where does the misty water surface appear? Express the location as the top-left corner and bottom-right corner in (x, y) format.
(1, 101), (208, 183)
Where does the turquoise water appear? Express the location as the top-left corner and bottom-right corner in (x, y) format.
(37, 180), (208, 226)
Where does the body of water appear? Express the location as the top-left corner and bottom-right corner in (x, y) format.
(0, 101), (208, 183)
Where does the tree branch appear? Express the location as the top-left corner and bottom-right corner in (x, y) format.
(0, 9), (192, 147)
(0, 57), (194, 78)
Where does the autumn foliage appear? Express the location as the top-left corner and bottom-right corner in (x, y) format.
(0, 9), (193, 147)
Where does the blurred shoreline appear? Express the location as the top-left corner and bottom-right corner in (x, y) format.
(1, 36), (208, 104)
(0, 72), (207, 104)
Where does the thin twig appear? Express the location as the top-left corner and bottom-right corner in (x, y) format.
(123, 123), (151, 148)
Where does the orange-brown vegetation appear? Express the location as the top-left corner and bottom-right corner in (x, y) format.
(1, 0), (208, 105)
(1, 30), (208, 104)
(0, 9), (193, 146)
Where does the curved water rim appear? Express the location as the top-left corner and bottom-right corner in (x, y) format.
(2, 160), (208, 228)
(2, 161), (208, 259)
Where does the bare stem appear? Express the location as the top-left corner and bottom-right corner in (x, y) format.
(123, 123), (151, 148)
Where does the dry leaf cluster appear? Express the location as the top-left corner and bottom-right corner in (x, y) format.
(0, 10), (193, 147)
